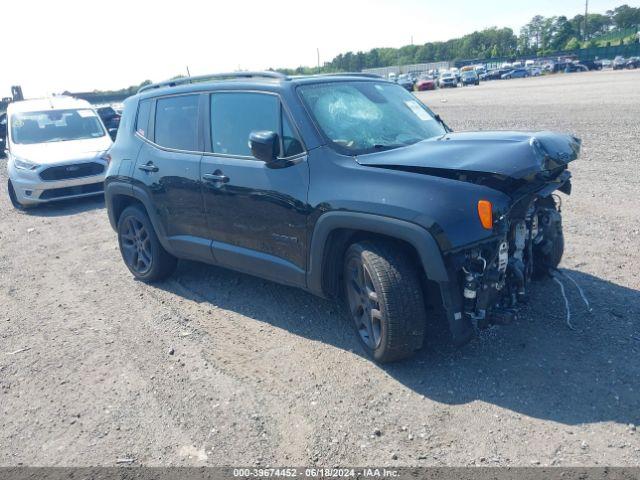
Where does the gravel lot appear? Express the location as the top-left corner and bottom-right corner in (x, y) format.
(1, 69), (639, 467)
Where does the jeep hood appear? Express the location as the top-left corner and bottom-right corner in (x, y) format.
(356, 131), (580, 192)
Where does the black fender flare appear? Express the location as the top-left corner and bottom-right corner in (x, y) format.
(104, 181), (172, 252)
(306, 211), (449, 296)
(104, 181), (133, 230)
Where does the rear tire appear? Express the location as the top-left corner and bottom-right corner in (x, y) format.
(117, 205), (177, 282)
(343, 240), (426, 363)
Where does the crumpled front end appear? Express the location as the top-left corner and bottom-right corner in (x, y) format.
(444, 194), (564, 338)
(422, 132), (580, 344)
(357, 129), (580, 344)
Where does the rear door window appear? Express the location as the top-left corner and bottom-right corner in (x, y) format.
(154, 95), (199, 151)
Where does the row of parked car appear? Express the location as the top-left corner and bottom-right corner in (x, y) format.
(544, 56), (639, 72)
(389, 68), (482, 91)
(612, 55), (640, 69)
(390, 64), (538, 91)
(387, 53), (639, 92)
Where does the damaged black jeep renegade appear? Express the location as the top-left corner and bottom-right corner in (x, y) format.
(105, 72), (579, 363)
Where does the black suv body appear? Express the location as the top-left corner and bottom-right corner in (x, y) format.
(105, 72), (579, 362)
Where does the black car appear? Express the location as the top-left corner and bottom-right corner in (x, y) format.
(549, 61), (571, 73)
(96, 106), (121, 130)
(626, 57), (640, 69)
(105, 72), (578, 363)
(613, 56), (627, 70)
(480, 69), (503, 81)
(564, 63), (588, 73)
(496, 68), (513, 79)
(460, 70), (480, 86)
(501, 68), (530, 79)
(396, 74), (415, 91)
(580, 60), (603, 71)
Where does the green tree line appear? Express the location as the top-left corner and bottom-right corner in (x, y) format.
(278, 3), (640, 74)
(518, 4), (640, 55)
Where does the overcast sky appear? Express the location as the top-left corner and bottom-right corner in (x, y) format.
(2, 0), (632, 97)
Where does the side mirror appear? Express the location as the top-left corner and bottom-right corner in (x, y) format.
(249, 130), (278, 163)
(108, 128), (118, 141)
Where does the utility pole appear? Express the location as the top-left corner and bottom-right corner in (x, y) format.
(584, 0), (589, 42)
(317, 48), (320, 71)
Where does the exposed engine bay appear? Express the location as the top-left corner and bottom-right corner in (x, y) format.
(357, 129), (580, 341)
(448, 194), (565, 329)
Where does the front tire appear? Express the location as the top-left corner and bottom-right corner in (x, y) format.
(533, 200), (564, 278)
(117, 205), (177, 282)
(343, 241), (426, 363)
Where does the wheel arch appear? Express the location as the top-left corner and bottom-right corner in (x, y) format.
(105, 182), (171, 252)
(307, 212), (449, 298)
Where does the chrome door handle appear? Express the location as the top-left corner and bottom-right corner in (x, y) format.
(203, 173), (229, 183)
(138, 162), (159, 172)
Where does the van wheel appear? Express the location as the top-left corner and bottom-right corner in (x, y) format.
(117, 205), (177, 282)
(343, 240), (426, 363)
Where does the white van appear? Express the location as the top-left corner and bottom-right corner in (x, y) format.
(4, 96), (112, 208)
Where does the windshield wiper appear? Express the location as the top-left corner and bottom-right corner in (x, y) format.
(372, 144), (404, 151)
(434, 114), (452, 132)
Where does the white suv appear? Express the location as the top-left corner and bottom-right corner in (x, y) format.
(4, 96), (112, 208)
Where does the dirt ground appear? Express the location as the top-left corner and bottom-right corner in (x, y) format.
(0, 69), (639, 467)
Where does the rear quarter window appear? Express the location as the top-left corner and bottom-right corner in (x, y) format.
(135, 99), (152, 139)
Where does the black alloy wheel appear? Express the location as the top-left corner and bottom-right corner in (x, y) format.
(345, 256), (383, 350)
(343, 241), (426, 363)
(120, 215), (153, 275)
(117, 205), (177, 282)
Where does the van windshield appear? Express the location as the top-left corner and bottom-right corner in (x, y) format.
(10, 109), (106, 145)
(298, 81), (446, 155)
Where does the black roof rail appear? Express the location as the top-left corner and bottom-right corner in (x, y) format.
(321, 72), (384, 79)
(138, 71), (289, 94)
(290, 72), (384, 79)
